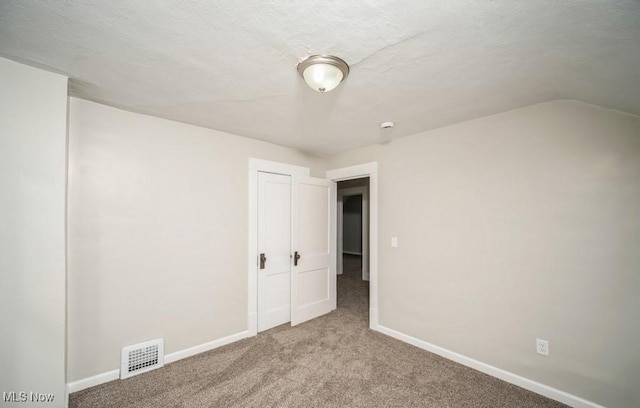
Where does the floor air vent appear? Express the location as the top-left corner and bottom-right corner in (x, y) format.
(120, 338), (164, 379)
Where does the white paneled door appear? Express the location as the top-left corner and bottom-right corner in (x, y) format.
(257, 172), (292, 332)
(291, 177), (336, 326)
(257, 172), (335, 332)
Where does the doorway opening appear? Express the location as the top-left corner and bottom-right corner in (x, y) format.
(336, 177), (370, 318)
(337, 178), (369, 279)
(326, 162), (378, 329)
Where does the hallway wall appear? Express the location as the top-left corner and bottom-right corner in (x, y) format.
(342, 195), (362, 254)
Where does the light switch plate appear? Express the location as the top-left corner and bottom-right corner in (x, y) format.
(391, 237), (398, 247)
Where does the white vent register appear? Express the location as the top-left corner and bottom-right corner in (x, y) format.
(120, 338), (164, 379)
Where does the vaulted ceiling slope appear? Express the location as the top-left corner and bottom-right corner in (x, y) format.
(1, 1), (639, 156)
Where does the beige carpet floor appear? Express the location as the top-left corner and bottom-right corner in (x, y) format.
(70, 255), (568, 407)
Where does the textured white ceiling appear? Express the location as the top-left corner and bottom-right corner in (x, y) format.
(1, 1), (639, 156)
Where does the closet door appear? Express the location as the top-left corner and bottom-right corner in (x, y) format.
(257, 172), (292, 332)
(291, 176), (336, 326)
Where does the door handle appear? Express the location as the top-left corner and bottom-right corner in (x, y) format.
(293, 251), (301, 266)
(259, 253), (267, 269)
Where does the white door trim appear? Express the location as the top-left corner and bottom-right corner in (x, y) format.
(248, 159), (310, 336)
(337, 197), (343, 274)
(326, 162), (379, 330)
(337, 186), (369, 280)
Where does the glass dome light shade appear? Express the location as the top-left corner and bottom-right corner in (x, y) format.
(302, 63), (344, 93)
(297, 55), (349, 93)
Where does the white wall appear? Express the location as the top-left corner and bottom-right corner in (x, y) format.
(327, 100), (640, 408)
(0, 58), (68, 406)
(66, 98), (322, 382)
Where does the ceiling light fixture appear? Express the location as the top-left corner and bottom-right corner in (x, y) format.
(297, 55), (349, 93)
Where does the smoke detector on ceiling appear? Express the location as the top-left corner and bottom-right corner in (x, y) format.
(379, 121), (395, 145)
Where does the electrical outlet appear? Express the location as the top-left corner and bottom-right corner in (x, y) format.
(536, 339), (549, 356)
(391, 237), (398, 247)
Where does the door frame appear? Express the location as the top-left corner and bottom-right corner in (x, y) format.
(327, 162), (379, 330)
(248, 159), (309, 336)
(337, 186), (369, 280)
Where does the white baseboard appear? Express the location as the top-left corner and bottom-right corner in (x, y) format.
(164, 330), (249, 364)
(375, 325), (605, 408)
(67, 369), (119, 393)
(67, 330), (250, 394)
